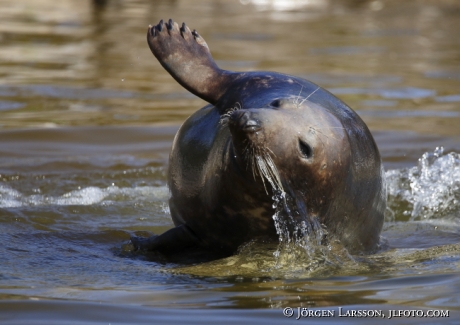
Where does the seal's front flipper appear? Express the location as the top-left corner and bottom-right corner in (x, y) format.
(131, 225), (200, 254)
(130, 234), (159, 251)
(147, 19), (237, 105)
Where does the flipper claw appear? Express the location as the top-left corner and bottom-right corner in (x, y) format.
(180, 22), (189, 38)
(166, 18), (174, 30)
(156, 19), (164, 32)
(149, 25), (155, 37)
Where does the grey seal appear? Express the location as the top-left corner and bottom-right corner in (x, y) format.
(131, 19), (386, 258)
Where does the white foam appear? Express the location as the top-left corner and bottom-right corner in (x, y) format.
(0, 185), (169, 208)
(0, 185), (23, 208)
(386, 147), (460, 221)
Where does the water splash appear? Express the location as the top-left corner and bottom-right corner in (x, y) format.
(0, 184), (169, 208)
(269, 189), (342, 273)
(250, 150), (344, 272)
(386, 147), (460, 221)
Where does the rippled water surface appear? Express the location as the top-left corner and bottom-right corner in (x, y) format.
(1, 0), (460, 323)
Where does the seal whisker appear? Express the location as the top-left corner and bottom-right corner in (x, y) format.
(292, 85), (320, 109)
(251, 147), (284, 196)
(299, 86), (320, 106)
(311, 126), (346, 130)
(256, 155), (269, 194)
(305, 126), (330, 151)
(241, 141), (284, 196)
(219, 102), (242, 126)
(252, 149), (257, 180)
(309, 126), (343, 142)
(293, 85), (304, 109)
(265, 146), (276, 157)
(242, 140), (251, 169)
(250, 145), (258, 180)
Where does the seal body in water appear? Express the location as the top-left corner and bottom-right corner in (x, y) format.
(131, 19), (386, 258)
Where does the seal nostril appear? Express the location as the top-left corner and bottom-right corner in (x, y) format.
(228, 111), (261, 132)
(299, 139), (313, 159)
(244, 119), (262, 132)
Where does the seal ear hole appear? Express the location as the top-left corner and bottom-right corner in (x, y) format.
(298, 140), (313, 159)
(270, 99), (281, 108)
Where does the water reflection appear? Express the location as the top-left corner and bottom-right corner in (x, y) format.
(239, 0), (329, 11)
(0, 0), (460, 323)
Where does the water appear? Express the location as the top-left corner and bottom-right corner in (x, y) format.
(1, 0), (460, 323)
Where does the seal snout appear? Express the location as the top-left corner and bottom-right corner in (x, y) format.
(229, 110), (262, 133)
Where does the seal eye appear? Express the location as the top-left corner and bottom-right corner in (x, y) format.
(270, 99), (281, 108)
(299, 140), (313, 159)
